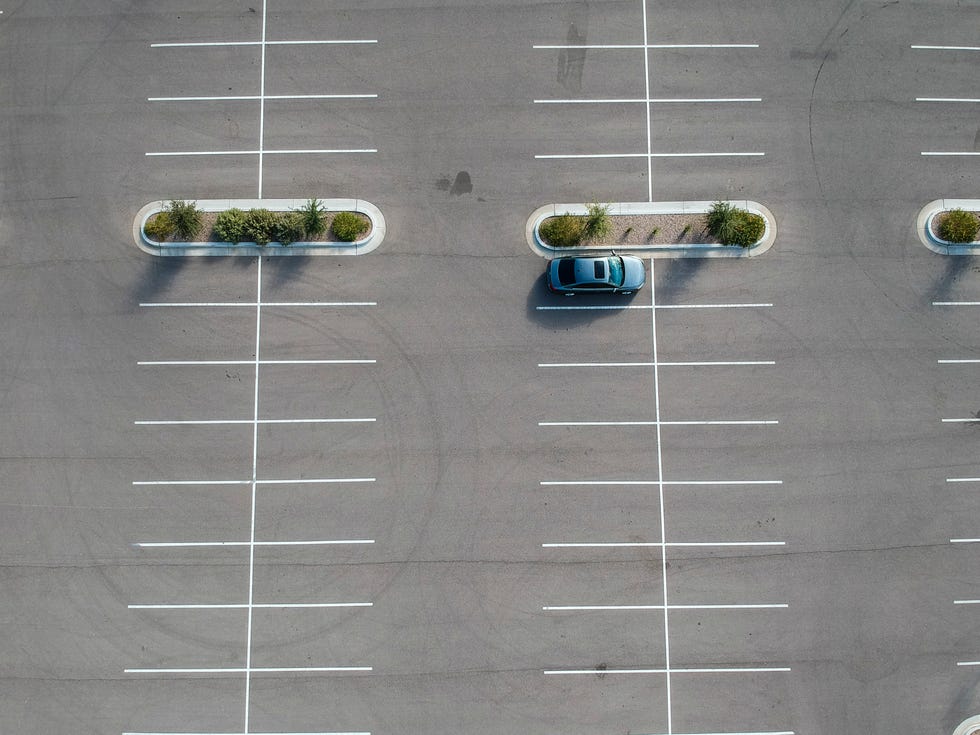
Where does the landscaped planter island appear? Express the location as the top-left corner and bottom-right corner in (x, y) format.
(134, 198), (386, 256)
(526, 200), (776, 258)
(916, 199), (980, 255)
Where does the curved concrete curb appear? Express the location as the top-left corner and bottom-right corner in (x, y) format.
(134, 198), (387, 256)
(917, 199), (980, 255)
(953, 715), (980, 735)
(525, 200), (776, 259)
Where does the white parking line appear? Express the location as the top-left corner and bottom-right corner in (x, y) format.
(139, 360), (376, 366)
(948, 478), (980, 483)
(536, 303), (772, 311)
(140, 301), (377, 307)
(911, 45), (980, 51)
(539, 420), (778, 426)
(129, 602), (372, 609)
(149, 94), (377, 102)
(954, 600), (980, 605)
(535, 97), (761, 104)
(124, 732), (371, 735)
(126, 666), (372, 674)
(939, 359), (980, 364)
(922, 152), (980, 156)
(133, 478), (375, 486)
(147, 148), (377, 156)
(538, 361), (774, 367)
(950, 539), (980, 544)
(540, 480), (781, 486)
(942, 418), (980, 424)
(536, 152), (765, 159)
(152, 39), (378, 47)
(543, 541), (784, 548)
(135, 540), (375, 548)
(534, 43), (759, 49)
(135, 418), (376, 425)
(543, 666), (789, 674)
(916, 97), (980, 103)
(542, 603), (787, 611)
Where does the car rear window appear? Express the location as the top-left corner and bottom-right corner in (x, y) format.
(557, 259), (577, 284)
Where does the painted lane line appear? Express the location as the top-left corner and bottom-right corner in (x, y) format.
(922, 152), (980, 156)
(129, 602), (372, 609)
(538, 361), (774, 367)
(916, 98), (980, 103)
(951, 539), (980, 544)
(133, 478), (374, 486)
(124, 732), (371, 735)
(948, 478), (980, 483)
(542, 541), (784, 548)
(140, 301), (377, 307)
(139, 360), (376, 366)
(533, 43), (759, 49)
(934, 302), (980, 307)
(543, 603), (787, 611)
(535, 97), (761, 104)
(149, 94), (377, 102)
(539, 420), (778, 426)
(147, 148), (377, 157)
(536, 303), (771, 311)
(958, 661), (980, 666)
(939, 360), (980, 364)
(134, 540), (375, 548)
(536, 152), (765, 159)
(954, 600), (980, 605)
(152, 39), (378, 47)
(543, 666), (789, 674)
(540, 480), (781, 486)
(942, 418), (980, 424)
(911, 45), (980, 51)
(135, 418), (376, 425)
(641, 1), (653, 202)
(126, 666), (372, 674)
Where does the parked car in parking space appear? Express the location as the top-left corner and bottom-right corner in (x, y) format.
(546, 254), (646, 295)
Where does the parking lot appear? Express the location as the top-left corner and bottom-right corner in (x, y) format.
(2, 2), (980, 734)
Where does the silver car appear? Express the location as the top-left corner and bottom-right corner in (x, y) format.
(547, 255), (646, 295)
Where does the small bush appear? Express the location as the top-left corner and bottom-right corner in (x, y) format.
(938, 209), (980, 243)
(582, 201), (611, 242)
(331, 211), (369, 242)
(539, 213), (585, 248)
(166, 200), (203, 239)
(296, 198), (327, 238)
(244, 208), (279, 245)
(705, 200), (765, 247)
(275, 212), (306, 246)
(213, 208), (248, 243)
(144, 212), (174, 241)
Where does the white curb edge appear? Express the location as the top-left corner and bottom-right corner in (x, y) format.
(954, 715), (980, 735)
(525, 200), (776, 259)
(916, 199), (980, 255)
(134, 198), (387, 256)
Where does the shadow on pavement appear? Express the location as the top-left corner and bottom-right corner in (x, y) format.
(653, 257), (706, 304)
(525, 272), (643, 328)
(928, 254), (974, 304)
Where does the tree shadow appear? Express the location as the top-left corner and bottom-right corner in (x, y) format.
(525, 272), (641, 328)
(131, 257), (186, 303)
(928, 254), (974, 304)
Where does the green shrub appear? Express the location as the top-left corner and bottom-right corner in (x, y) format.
(331, 211), (369, 242)
(938, 209), (980, 243)
(296, 198), (327, 237)
(539, 213), (585, 247)
(705, 201), (766, 247)
(275, 212), (306, 246)
(165, 200), (203, 239)
(144, 212), (174, 240)
(213, 208), (248, 243)
(582, 201), (611, 242)
(244, 208), (279, 245)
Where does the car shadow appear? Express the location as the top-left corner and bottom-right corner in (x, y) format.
(525, 272), (643, 327)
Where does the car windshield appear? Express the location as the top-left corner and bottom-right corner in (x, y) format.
(557, 258), (577, 285)
(607, 256), (625, 287)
